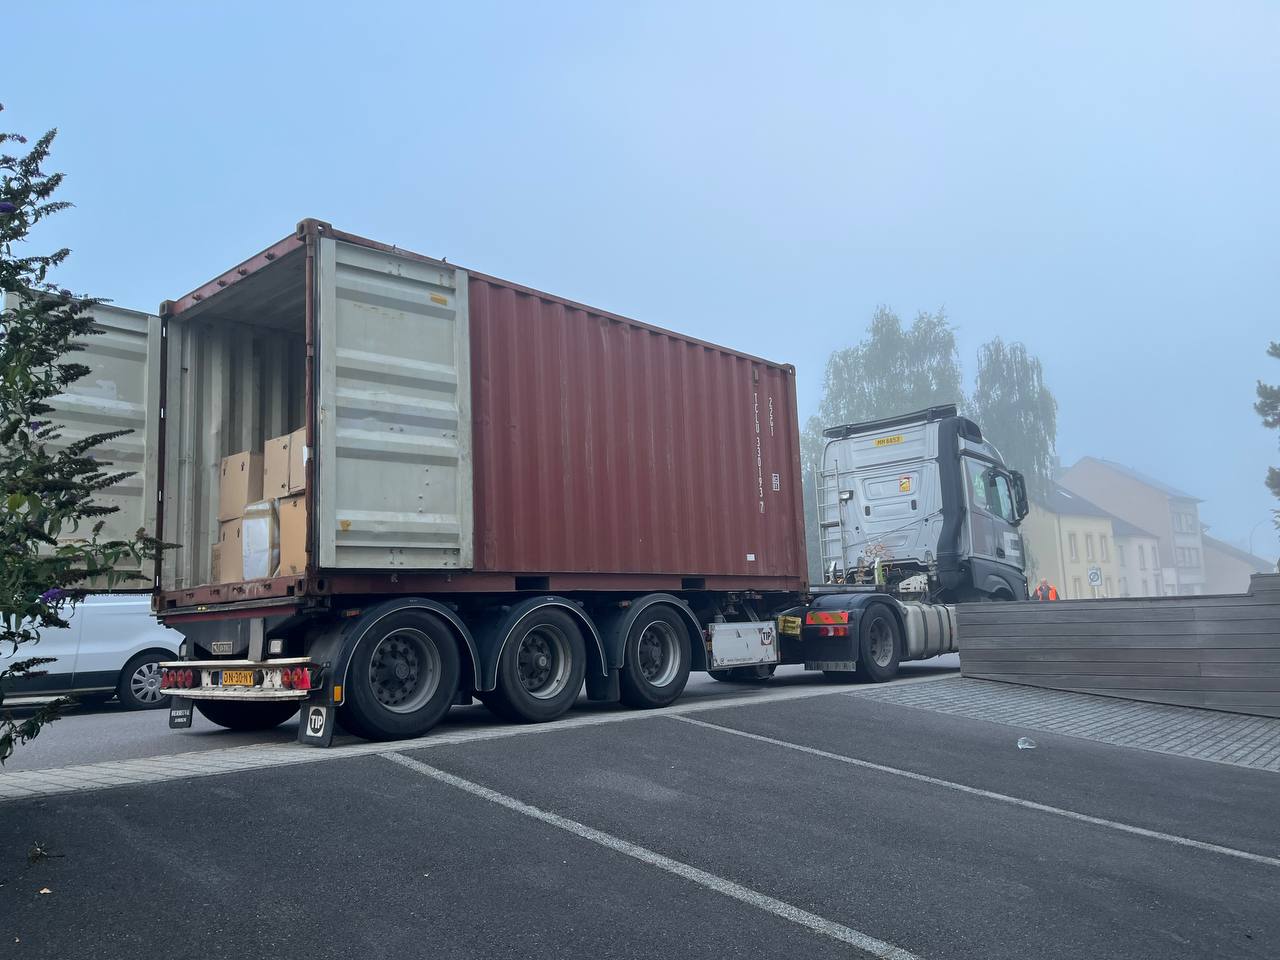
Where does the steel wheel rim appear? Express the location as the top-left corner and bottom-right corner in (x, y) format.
(516, 626), (572, 700)
(636, 620), (680, 687)
(868, 617), (894, 667)
(131, 661), (164, 703)
(370, 628), (442, 714)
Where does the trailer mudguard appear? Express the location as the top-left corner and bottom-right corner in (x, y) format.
(470, 596), (608, 692)
(311, 597), (482, 702)
(591, 593), (707, 673)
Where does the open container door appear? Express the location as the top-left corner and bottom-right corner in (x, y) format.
(3, 295), (162, 590)
(313, 237), (473, 570)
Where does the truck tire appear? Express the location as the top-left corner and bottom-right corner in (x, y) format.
(340, 610), (461, 741)
(619, 607), (691, 708)
(857, 602), (902, 683)
(482, 608), (586, 723)
(196, 700), (300, 731)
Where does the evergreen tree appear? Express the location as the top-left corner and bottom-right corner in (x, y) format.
(0, 109), (158, 762)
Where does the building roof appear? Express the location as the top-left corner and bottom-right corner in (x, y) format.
(1071, 457), (1202, 502)
(1037, 482), (1114, 519)
(1201, 534), (1274, 573)
(1109, 515), (1158, 540)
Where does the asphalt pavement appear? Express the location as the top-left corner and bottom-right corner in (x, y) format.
(0, 658), (960, 771)
(3, 654), (1277, 959)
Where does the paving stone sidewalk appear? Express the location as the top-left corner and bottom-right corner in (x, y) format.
(855, 676), (1280, 772)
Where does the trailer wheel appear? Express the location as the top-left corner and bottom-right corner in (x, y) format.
(196, 700), (300, 731)
(340, 610), (461, 741)
(858, 602), (901, 682)
(619, 607), (691, 708)
(483, 609), (586, 723)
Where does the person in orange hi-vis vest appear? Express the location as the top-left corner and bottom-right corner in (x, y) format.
(1031, 578), (1059, 600)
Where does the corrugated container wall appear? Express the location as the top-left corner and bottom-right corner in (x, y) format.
(467, 276), (806, 582)
(3, 294), (160, 590)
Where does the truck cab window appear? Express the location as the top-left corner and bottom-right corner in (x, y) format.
(991, 473), (1015, 522)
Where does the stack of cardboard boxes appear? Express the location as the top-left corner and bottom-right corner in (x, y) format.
(212, 427), (308, 583)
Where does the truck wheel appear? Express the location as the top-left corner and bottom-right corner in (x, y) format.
(483, 609), (586, 723)
(196, 700), (300, 731)
(340, 610), (461, 741)
(858, 602), (901, 682)
(619, 607), (691, 708)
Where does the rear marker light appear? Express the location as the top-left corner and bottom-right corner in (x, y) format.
(280, 668), (293, 689)
(293, 667), (311, 691)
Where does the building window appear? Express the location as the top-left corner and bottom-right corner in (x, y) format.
(1138, 544), (1147, 570)
(1141, 578), (1148, 594)
(1117, 543), (1126, 567)
(1100, 536), (1109, 561)
(1086, 534), (1095, 561)
(1151, 543), (1159, 568)
(1072, 576), (1082, 597)
(1105, 576), (1113, 596)
(1172, 512), (1198, 533)
(1154, 573), (1163, 594)
(1119, 576), (1128, 596)
(1175, 547), (1202, 568)
(1069, 533), (1079, 561)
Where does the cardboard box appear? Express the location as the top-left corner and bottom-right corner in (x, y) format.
(218, 451), (263, 522)
(277, 493), (308, 576)
(286, 427), (307, 494)
(263, 432), (292, 500)
(264, 427), (307, 498)
(217, 519), (244, 582)
(241, 500), (278, 581)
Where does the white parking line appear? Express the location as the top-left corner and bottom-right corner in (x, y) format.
(384, 752), (920, 960)
(0, 673), (951, 802)
(673, 716), (1280, 870)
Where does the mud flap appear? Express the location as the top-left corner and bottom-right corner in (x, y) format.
(298, 703), (335, 747)
(168, 696), (193, 729)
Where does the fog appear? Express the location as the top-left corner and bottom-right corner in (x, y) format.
(5, 1), (1276, 557)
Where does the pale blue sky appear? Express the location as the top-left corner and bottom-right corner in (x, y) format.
(5, 1), (1277, 554)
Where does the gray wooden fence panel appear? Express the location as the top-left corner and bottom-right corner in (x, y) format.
(958, 574), (1280, 718)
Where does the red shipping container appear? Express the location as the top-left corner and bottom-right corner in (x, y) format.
(155, 221), (806, 608)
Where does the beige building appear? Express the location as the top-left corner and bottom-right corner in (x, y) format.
(1201, 535), (1272, 594)
(1110, 516), (1163, 598)
(1060, 457), (1205, 596)
(1021, 483), (1120, 599)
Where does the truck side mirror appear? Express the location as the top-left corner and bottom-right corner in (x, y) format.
(1010, 471), (1029, 523)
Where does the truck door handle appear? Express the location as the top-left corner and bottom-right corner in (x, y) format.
(996, 547), (1005, 558)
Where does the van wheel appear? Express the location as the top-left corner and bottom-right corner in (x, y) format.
(483, 609), (586, 723)
(858, 602), (901, 682)
(340, 610), (461, 741)
(196, 700), (300, 731)
(116, 652), (170, 710)
(619, 607), (691, 708)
